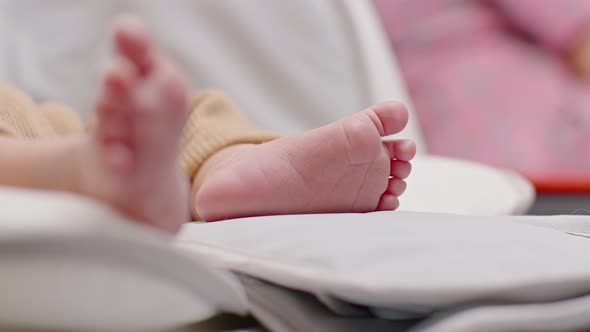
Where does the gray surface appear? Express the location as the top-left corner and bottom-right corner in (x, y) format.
(0, 315), (263, 332)
(529, 194), (590, 215)
(173, 315), (263, 332)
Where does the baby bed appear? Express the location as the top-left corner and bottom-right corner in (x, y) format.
(0, 0), (541, 331)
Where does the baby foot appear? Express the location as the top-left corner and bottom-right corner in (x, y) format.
(194, 102), (416, 221)
(76, 17), (190, 233)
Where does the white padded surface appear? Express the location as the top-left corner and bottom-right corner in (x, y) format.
(0, 188), (246, 331)
(0, 187), (584, 331)
(178, 212), (590, 311)
(0, 0), (416, 138)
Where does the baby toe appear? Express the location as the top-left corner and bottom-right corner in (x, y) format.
(387, 178), (407, 196)
(391, 160), (412, 179)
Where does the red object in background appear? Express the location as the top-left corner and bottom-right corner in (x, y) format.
(525, 172), (590, 193)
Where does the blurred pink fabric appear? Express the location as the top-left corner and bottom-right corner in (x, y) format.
(374, 0), (590, 175)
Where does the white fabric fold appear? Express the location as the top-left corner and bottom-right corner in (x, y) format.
(178, 212), (590, 309)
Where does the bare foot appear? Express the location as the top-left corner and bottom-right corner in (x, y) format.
(194, 102), (416, 221)
(74, 17), (190, 233)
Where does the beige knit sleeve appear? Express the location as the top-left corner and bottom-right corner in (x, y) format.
(0, 82), (84, 139)
(38, 101), (84, 136)
(178, 90), (281, 181)
(0, 82), (56, 139)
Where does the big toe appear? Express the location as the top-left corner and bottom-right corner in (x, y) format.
(368, 101), (409, 136)
(113, 15), (154, 75)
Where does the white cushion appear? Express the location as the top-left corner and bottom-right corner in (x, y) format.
(0, 188), (246, 331)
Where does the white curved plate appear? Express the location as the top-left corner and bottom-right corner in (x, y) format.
(401, 156), (535, 215)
